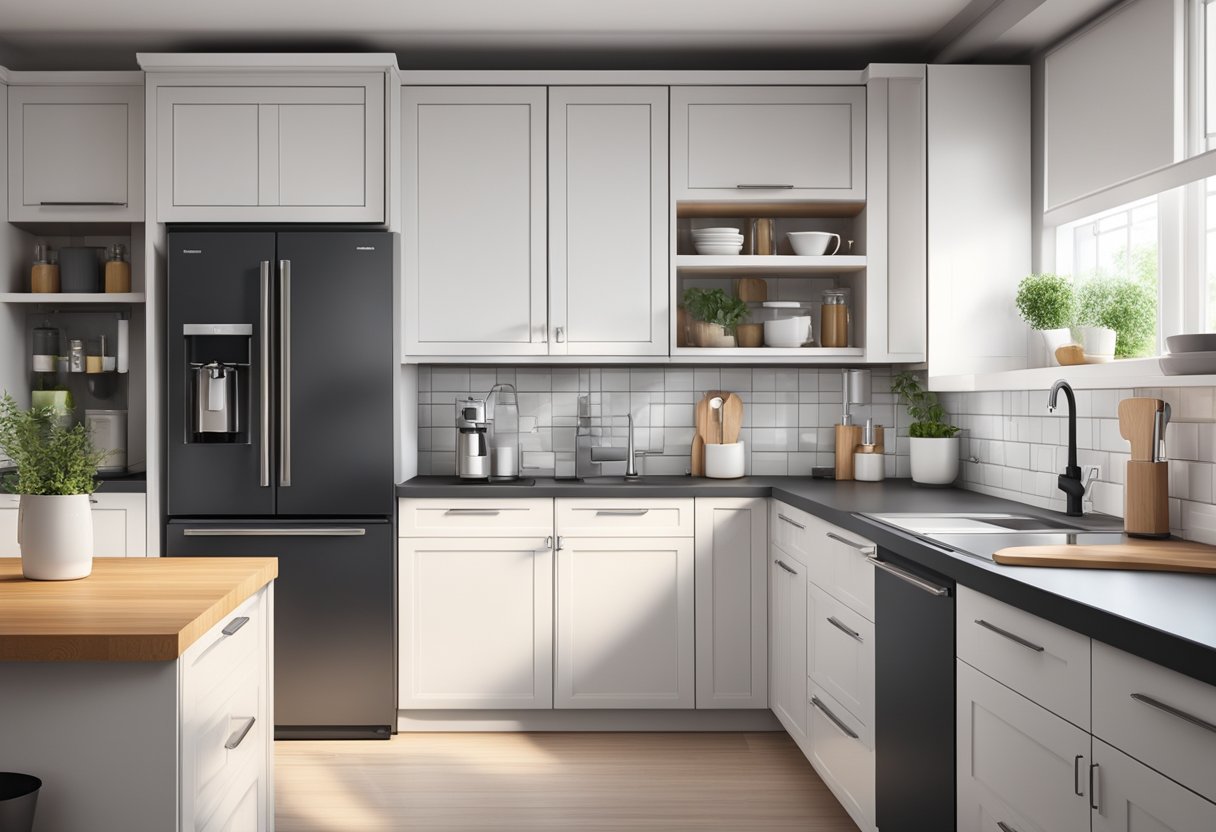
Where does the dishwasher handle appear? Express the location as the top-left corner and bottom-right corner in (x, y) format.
(873, 559), (950, 597)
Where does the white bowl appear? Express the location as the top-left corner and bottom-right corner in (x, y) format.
(763, 315), (812, 348)
(787, 231), (842, 256)
(691, 232), (744, 240)
(692, 227), (741, 235)
(695, 243), (744, 255)
(705, 441), (745, 479)
(691, 235), (744, 243)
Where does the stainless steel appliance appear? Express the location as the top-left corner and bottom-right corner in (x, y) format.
(457, 397), (490, 480)
(862, 512), (1123, 562)
(165, 230), (396, 740)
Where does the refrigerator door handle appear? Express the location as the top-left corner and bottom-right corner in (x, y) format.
(181, 528), (368, 537)
(259, 260), (271, 488)
(279, 259), (292, 488)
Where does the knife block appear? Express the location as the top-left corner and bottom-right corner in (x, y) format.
(1125, 461), (1169, 538)
(834, 424), (862, 481)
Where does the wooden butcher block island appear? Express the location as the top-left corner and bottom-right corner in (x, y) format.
(994, 539), (1216, 574)
(0, 556), (277, 832)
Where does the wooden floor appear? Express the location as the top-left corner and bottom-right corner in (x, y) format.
(276, 732), (859, 831)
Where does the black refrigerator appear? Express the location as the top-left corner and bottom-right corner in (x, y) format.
(165, 230), (395, 740)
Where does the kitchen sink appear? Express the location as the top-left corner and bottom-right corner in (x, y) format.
(864, 512), (1084, 535)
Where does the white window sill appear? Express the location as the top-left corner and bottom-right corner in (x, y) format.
(928, 357), (1216, 392)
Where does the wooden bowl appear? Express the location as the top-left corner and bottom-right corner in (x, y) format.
(735, 323), (764, 348)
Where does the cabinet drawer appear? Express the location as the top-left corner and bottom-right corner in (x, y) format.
(957, 586), (1090, 729)
(1092, 641), (1216, 802)
(188, 661), (265, 825)
(556, 498), (693, 537)
(771, 501), (814, 560)
(808, 582), (874, 729)
(808, 682), (875, 830)
(398, 498), (553, 537)
(807, 516), (876, 621)
(183, 588), (266, 701)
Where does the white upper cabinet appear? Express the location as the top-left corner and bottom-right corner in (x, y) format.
(8, 83), (144, 222)
(671, 86), (865, 202)
(154, 77), (385, 222)
(548, 87), (668, 356)
(402, 86), (548, 357)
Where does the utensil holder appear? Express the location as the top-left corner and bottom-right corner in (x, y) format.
(705, 442), (746, 479)
(1125, 461), (1169, 538)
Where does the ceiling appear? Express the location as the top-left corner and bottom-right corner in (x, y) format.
(0, 0), (1118, 70)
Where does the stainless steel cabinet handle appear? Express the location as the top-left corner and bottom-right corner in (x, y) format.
(1089, 763), (1099, 811)
(444, 509), (501, 516)
(974, 619), (1045, 653)
(279, 259), (291, 488)
(1130, 692), (1216, 734)
(873, 560), (950, 596)
(735, 184), (795, 190)
(556, 536), (564, 552)
(595, 509), (649, 517)
(775, 559), (798, 575)
(826, 531), (876, 556)
(810, 696), (859, 739)
(39, 200), (128, 206)
(182, 528), (367, 537)
(777, 513), (805, 530)
(997, 822), (1018, 832)
(224, 717), (256, 750)
(1074, 755), (1084, 797)
(544, 536), (554, 550)
(827, 616), (862, 642)
(259, 260), (271, 488)
(555, 326), (565, 343)
(222, 616), (250, 637)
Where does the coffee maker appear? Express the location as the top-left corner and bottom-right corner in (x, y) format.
(456, 397), (490, 480)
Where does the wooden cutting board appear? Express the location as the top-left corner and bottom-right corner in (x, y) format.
(993, 540), (1216, 574)
(691, 390), (727, 476)
(721, 393), (744, 445)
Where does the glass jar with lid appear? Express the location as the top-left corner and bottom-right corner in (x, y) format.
(820, 290), (850, 348)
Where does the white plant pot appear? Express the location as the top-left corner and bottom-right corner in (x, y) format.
(909, 437), (961, 485)
(1039, 328), (1073, 367)
(1081, 326), (1117, 359)
(18, 494), (93, 581)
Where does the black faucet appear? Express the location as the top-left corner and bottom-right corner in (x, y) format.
(1048, 379), (1085, 517)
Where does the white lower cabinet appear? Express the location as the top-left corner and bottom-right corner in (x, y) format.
(770, 543), (809, 745)
(957, 659), (1091, 832)
(694, 497), (767, 709)
(555, 535), (695, 708)
(1091, 738), (1216, 832)
(398, 536), (553, 709)
(0, 492), (146, 556)
(808, 682), (875, 829)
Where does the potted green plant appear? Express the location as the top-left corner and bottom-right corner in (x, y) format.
(681, 288), (748, 348)
(0, 394), (107, 580)
(891, 372), (961, 485)
(1076, 277), (1156, 360)
(1015, 273), (1076, 366)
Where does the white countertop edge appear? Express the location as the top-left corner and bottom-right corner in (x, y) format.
(928, 358), (1216, 392)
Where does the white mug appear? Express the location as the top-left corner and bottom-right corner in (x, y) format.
(788, 231), (841, 256)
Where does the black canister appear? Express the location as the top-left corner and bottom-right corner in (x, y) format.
(0, 772), (41, 832)
(59, 247), (102, 293)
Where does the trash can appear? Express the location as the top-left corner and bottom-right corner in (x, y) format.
(0, 772), (41, 832)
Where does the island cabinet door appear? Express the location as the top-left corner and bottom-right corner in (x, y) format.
(555, 536), (695, 709)
(399, 536), (554, 709)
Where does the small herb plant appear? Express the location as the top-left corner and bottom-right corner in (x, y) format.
(1076, 277), (1156, 358)
(681, 288), (749, 333)
(0, 394), (106, 496)
(891, 372), (960, 439)
(1015, 273), (1076, 331)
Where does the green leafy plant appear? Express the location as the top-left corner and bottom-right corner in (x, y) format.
(681, 288), (749, 333)
(0, 393), (106, 496)
(1076, 277), (1156, 358)
(891, 372), (960, 439)
(1015, 273), (1076, 331)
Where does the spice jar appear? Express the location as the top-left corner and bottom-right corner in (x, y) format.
(104, 243), (131, 293)
(69, 339), (85, 373)
(30, 242), (59, 293)
(820, 290), (849, 348)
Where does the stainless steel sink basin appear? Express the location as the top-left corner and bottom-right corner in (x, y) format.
(864, 512), (1083, 535)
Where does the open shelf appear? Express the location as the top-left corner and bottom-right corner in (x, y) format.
(0, 292), (145, 304)
(675, 255), (866, 275)
(677, 200), (866, 219)
(672, 347), (865, 359)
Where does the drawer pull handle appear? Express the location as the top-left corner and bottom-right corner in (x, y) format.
(736, 184), (795, 190)
(826, 531), (876, 556)
(39, 200), (129, 207)
(873, 560), (949, 597)
(810, 696), (859, 739)
(974, 619), (1045, 653)
(443, 509), (501, 516)
(595, 509), (649, 516)
(826, 616), (862, 642)
(556, 536), (564, 552)
(182, 528), (366, 537)
(221, 616), (250, 637)
(777, 513), (805, 530)
(775, 559), (798, 575)
(224, 717), (256, 750)
(997, 823), (1018, 832)
(1130, 692), (1216, 735)
(1089, 762), (1100, 811)
(1074, 754), (1084, 797)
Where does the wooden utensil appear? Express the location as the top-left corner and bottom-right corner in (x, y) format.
(735, 278), (768, 303)
(1055, 344), (1085, 366)
(691, 435), (706, 477)
(722, 393), (744, 445)
(993, 539), (1216, 574)
(1118, 398), (1162, 462)
(691, 391), (727, 476)
(709, 396), (725, 444)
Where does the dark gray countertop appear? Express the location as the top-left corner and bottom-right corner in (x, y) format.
(397, 475), (1216, 687)
(2, 472), (146, 494)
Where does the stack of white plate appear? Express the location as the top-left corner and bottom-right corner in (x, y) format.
(692, 227), (744, 255)
(1161, 334), (1216, 375)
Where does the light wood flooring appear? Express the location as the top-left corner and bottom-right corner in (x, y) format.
(275, 732), (859, 831)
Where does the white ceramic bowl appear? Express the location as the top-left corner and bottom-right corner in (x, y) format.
(692, 227), (741, 236)
(705, 441), (746, 479)
(695, 243), (744, 255)
(787, 231), (842, 256)
(1166, 333), (1216, 354)
(691, 232), (744, 240)
(763, 315), (812, 347)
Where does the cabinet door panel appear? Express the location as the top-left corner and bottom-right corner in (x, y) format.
(809, 682), (876, 831)
(1092, 738), (1216, 832)
(404, 87), (548, 357)
(0, 494), (145, 557)
(399, 537), (553, 709)
(770, 546), (809, 746)
(694, 498), (767, 709)
(549, 87), (668, 356)
(171, 103), (261, 206)
(809, 582), (873, 727)
(278, 104), (368, 207)
(957, 660), (1091, 832)
(556, 537), (694, 708)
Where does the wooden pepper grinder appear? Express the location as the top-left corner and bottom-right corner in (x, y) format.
(1119, 398), (1170, 538)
